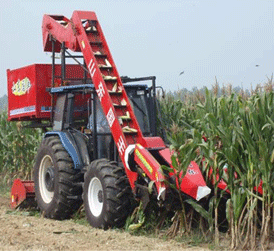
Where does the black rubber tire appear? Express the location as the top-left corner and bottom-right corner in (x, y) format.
(83, 159), (133, 229)
(34, 136), (83, 219)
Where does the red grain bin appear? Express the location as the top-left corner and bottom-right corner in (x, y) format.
(7, 64), (88, 121)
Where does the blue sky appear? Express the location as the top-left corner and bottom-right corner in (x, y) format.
(1, 0), (273, 97)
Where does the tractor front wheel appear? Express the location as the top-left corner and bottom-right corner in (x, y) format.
(83, 159), (133, 229)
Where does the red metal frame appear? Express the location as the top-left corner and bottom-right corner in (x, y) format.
(159, 148), (209, 200)
(10, 179), (35, 209)
(134, 144), (167, 199)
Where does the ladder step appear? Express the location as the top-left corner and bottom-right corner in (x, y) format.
(113, 103), (127, 108)
(111, 82), (118, 91)
(99, 65), (112, 69)
(113, 99), (127, 107)
(119, 111), (131, 121)
(122, 126), (138, 134)
(108, 82), (122, 94)
(93, 51), (107, 57)
(108, 90), (122, 95)
(102, 75), (117, 81)
(85, 26), (97, 33)
(99, 59), (112, 69)
(120, 99), (127, 106)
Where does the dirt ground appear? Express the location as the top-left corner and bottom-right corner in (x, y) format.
(0, 196), (211, 251)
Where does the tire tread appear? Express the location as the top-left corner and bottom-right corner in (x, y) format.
(34, 137), (83, 220)
(83, 159), (133, 229)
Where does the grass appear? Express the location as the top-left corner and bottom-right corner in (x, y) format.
(5, 208), (40, 217)
(0, 179), (11, 198)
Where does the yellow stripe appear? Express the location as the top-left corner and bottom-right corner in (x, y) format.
(135, 149), (153, 174)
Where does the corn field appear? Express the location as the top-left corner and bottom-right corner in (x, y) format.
(0, 113), (42, 185)
(1, 79), (274, 249)
(158, 81), (274, 250)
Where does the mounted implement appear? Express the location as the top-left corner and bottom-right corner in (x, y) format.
(10, 179), (35, 209)
(7, 11), (211, 228)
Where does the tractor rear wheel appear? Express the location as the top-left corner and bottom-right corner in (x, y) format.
(83, 159), (133, 229)
(34, 136), (83, 219)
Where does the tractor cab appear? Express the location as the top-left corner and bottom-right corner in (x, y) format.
(47, 76), (158, 163)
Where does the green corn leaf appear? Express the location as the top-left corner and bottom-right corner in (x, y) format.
(185, 199), (210, 220)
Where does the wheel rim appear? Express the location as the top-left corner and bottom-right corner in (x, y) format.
(39, 155), (54, 204)
(88, 177), (104, 217)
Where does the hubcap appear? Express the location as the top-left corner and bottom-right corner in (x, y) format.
(39, 155), (54, 204)
(45, 166), (55, 191)
(88, 177), (104, 217)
